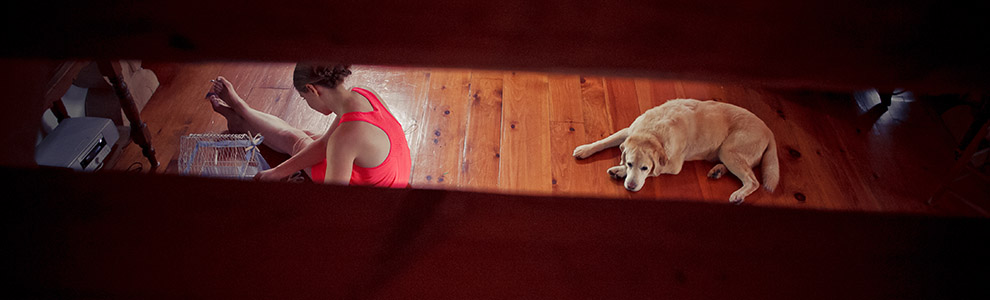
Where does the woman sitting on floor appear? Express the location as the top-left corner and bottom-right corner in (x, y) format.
(206, 63), (411, 187)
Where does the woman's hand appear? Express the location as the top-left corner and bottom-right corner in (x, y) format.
(255, 167), (291, 182)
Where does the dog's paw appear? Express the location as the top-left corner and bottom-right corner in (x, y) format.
(707, 164), (727, 179)
(729, 191), (746, 205)
(607, 166), (627, 180)
(573, 144), (595, 159)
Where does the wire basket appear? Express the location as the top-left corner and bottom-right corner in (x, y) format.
(178, 133), (269, 179)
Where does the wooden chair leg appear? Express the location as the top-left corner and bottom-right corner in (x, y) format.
(50, 99), (70, 122)
(929, 115), (990, 205)
(98, 60), (160, 169)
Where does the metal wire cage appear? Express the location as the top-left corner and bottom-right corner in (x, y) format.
(178, 133), (269, 179)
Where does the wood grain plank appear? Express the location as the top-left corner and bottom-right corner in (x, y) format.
(410, 70), (472, 188)
(634, 78), (654, 115)
(579, 76), (613, 142)
(551, 122), (589, 195)
(603, 77), (642, 131)
(549, 74), (583, 123)
(785, 94), (878, 211)
(258, 63), (296, 89)
(500, 72), (552, 194)
(575, 76), (629, 199)
(548, 74), (604, 196)
(634, 78), (678, 113)
(550, 95), (629, 197)
(218, 63), (293, 95)
(736, 88), (841, 210)
(459, 72), (503, 191)
(249, 88), (293, 119)
(549, 75), (615, 196)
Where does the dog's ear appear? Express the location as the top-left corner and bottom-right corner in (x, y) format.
(649, 140), (668, 176)
(618, 142), (628, 166)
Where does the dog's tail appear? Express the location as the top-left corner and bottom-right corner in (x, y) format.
(761, 136), (780, 192)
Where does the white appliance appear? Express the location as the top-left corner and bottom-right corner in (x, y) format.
(35, 117), (119, 171)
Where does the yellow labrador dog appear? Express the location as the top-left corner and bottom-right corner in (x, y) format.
(573, 99), (779, 204)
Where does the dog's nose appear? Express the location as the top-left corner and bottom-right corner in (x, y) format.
(626, 183), (637, 190)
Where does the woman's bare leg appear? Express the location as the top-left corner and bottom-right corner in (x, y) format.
(208, 76), (312, 155)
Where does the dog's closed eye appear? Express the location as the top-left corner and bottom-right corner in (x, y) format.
(640, 166), (648, 171)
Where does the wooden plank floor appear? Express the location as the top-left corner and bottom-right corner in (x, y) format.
(107, 62), (989, 217)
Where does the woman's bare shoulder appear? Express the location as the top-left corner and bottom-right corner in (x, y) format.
(352, 85), (395, 114)
(329, 120), (385, 145)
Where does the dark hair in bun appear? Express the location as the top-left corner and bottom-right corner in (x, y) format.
(293, 63), (352, 93)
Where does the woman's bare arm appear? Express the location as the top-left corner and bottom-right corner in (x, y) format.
(321, 122), (364, 185)
(257, 114), (340, 180)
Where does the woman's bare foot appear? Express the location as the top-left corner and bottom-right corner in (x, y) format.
(209, 76), (249, 113)
(207, 91), (248, 133)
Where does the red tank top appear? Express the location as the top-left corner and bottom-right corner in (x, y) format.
(311, 87), (411, 188)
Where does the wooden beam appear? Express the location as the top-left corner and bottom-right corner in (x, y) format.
(0, 59), (61, 167)
(3, 166), (988, 298)
(3, 1), (989, 93)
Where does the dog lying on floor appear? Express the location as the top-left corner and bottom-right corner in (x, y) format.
(573, 99), (779, 204)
